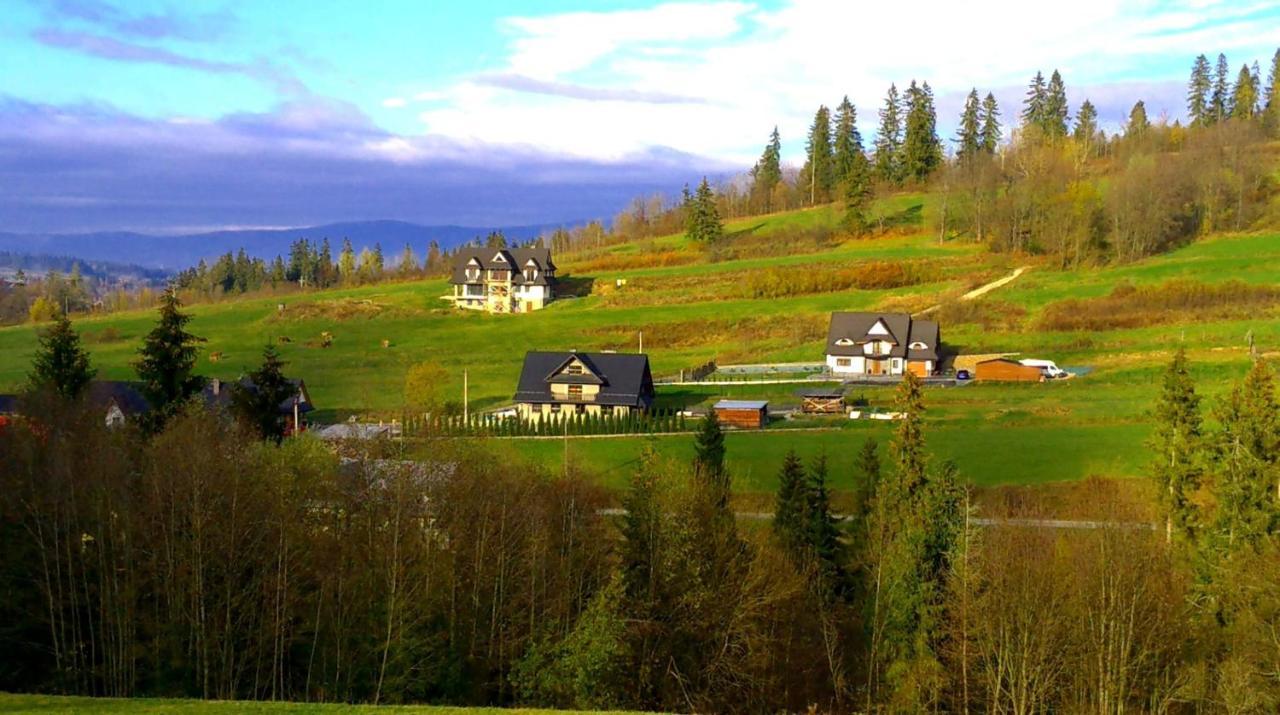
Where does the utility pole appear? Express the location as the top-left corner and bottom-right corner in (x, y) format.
(639, 331), (643, 354)
(463, 369), (469, 423)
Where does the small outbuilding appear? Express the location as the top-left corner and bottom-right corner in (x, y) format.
(714, 399), (769, 429)
(800, 390), (845, 414)
(975, 358), (1045, 382)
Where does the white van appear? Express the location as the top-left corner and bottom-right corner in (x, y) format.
(1019, 359), (1069, 379)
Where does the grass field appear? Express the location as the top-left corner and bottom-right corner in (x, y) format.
(0, 693), (639, 714)
(2, 194), (1276, 493)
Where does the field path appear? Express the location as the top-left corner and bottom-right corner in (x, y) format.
(917, 265), (1031, 315)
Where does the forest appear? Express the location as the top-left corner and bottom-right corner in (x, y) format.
(4, 296), (1280, 712)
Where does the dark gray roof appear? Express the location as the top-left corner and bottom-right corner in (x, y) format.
(515, 351), (654, 408)
(202, 377), (314, 415)
(0, 394), (17, 414)
(826, 312), (939, 361)
(451, 246), (556, 286)
(87, 381), (151, 416)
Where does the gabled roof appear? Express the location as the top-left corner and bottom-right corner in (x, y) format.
(202, 377), (314, 415)
(451, 246), (556, 286)
(515, 351), (654, 408)
(87, 381), (151, 416)
(826, 312), (939, 361)
(545, 353), (606, 385)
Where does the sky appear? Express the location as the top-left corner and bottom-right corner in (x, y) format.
(2, 0), (1278, 234)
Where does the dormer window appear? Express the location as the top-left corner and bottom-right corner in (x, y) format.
(492, 253), (507, 263)
(566, 363), (584, 375)
(835, 338), (854, 346)
(909, 341), (928, 350)
(465, 259), (481, 282)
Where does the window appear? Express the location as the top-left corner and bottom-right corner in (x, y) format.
(836, 358), (851, 367)
(465, 263), (480, 281)
(835, 338), (854, 346)
(909, 341), (928, 350)
(568, 385), (583, 399)
(892, 358), (903, 372)
(566, 363), (584, 375)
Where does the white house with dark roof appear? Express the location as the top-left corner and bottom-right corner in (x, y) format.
(825, 312), (940, 377)
(448, 246), (556, 313)
(514, 351), (654, 420)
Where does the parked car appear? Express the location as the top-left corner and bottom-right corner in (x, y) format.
(1019, 359), (1069, 379)
(955, 369), (972, 381)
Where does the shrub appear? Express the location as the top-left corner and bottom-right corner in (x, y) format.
(1037, 279), (1280, 331)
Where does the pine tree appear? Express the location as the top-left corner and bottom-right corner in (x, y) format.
(1231, 64), (1259, 120)
(979, 92), (1001, 153)
(1265, 49), (1280, 134)
(773, 449), (808, 551)
(693, 409), (727, 497)
(1043, 70), (1070, 137)
(834, 96), (869, 194)
(1211, 53), (1231, 123)
(751, 126), (783, 210)
(270, 256), (286, 286)
(855, 437), (881, 518)
(1211, 359), (1280, 549)
(804, 454), (849, 599)
(1188, 54), (1213, 127)
(620, 448), (664, 607)
(231, 344), (296, 443)
(28, 311), (95, 400)
(902, 80), (942, 182)
(1021, 71), (1047, 130)
(1150, 347), (1204, 543)
(893, 371), (928, 494)
(874, 84), (904, 184)
(686, 177), (724, 243)
(370, 243), (385, 278)
(1074, 99), (1099, 146)
(318, 238), (335, 287)
(802, 105), (835, 204)
(135, 289), (205, 429)
(955, 89), (982, 159)
(1127, 100), (1150, 138)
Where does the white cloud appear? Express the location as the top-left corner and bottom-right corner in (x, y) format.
(411, 0), (1280, 165)
(381, 96), (407, 108)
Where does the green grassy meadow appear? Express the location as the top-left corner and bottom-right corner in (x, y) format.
(2, 194), (1277, 493)
(0, 693), (639, 714)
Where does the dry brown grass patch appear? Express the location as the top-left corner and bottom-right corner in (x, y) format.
(1038, 279), (1280, 331)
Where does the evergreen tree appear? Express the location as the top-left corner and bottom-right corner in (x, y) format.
(398, 243), (418, 277)
(620, 449), (664, 608)
(1231, 63), (1259, 120)
(1188, 54), (1213, 127)
(370, 243), (385, 277)
(270, 256), (286, 286)
(978, 92), (1001, 153)
(1265, 49), (1280, 134)
(1127, 100), (1151, 138)
(1150, 347), (1204, 543)
(1211, 53), (1231, 123)
(901, 81), (942, 182)
(893, 371), (928, 494)
(135, 289), (205, 429)
(801, 105), (835, 204)
(834, 96), (869, 195)
(685, 177), (724, 243)
(1074, 99), (1099, 146)
(485, 231), (508, 249)
(874, 84), (904, 184)
(425, 240), (442, 274)
(318, 238), (335, 287)
(28, 311), (95, 400)
(855, 437), (882, 518)
(955, 89), (982, 159)
(804, 454), (849, 599)
(693, 409), (726, 498)
(231, 344), (296, 443)
(1211, 359), (1280, 549)
(1043, 69), (1070, 137)
(751, 126), (783, 210)
(773, 450), (808, 552)
(1021, 71), (1048, 130)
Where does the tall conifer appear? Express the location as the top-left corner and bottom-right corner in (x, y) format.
(1231, 64), (1259, 119)
(28, 312), (95, 400)
(1211, 53), (1231, 123)
(802, 105), (835, 203)
(874, 84), (904, 184)
(1043, 70), (1070, 137)
(1188, 54), (1213, 126)
(902, 81), (941, 182)
(955, 89), (982, 159)
(1150, 347), (1204, 543)
(135, 289), (205, 429)
(979, 93), (1001, 153)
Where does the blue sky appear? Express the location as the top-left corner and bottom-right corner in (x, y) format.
(2, 0), (1278, 233)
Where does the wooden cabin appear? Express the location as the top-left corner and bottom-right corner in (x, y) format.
(800, 390), (844, 414)
(714, 399), (768, 429)
(975, 358), (1045, 382)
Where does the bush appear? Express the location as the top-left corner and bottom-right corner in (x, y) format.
(1038, 279), (1280, 331)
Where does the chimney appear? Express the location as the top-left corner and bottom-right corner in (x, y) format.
(211, 378), (221, 396)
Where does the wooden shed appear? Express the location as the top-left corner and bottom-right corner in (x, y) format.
(975, 358), (1044, 382)
(714, 400), (769, 429)
(800, 390), (844, 414)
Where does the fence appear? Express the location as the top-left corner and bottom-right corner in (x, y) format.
(402, 408), (691, 438)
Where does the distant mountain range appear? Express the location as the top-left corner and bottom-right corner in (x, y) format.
(0, 220), (566, 272)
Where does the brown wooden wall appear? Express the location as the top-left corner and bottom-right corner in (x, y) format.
(715, 407), (767, 429)
(975, 359), (1044, 382)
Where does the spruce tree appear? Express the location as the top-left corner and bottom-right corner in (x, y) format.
(804, 454), (849, 599)
(874, 84), (904, 184)
(232, 344), (296, 443)
(955, 89), (982, 159)
(1150, 347), (1204, 543)
(1021, 71), (1047, 130)
(1265, 49), (1280, 135)
(1043, 70), (1070, 137)
(1211, 359), (1280, 549)
(135, 289), (205, 429)
(893, 371), (928, 494)
(338, 239), (357, 283)
(1211, 53), (1231, 123)
(1231, 64), (1259, 120)
(693, 409), (726, 492)
(834, 96), (869, 195)
(902, 80), (941, 182)
(1127, 100), (1150, 138)
(773, 449), (808, 551)
(751, 127), (783, 210)
(802, 105), (835, 204)
(1188, 54), (1212, 126)
(855, 437), (881, 519)
(979, 92), (1001, 153)
(686, 177), (724, 243)
(620, 448), (664, 607)
(28, 311), (95, 400)
(1074, 99), (1099, 146)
